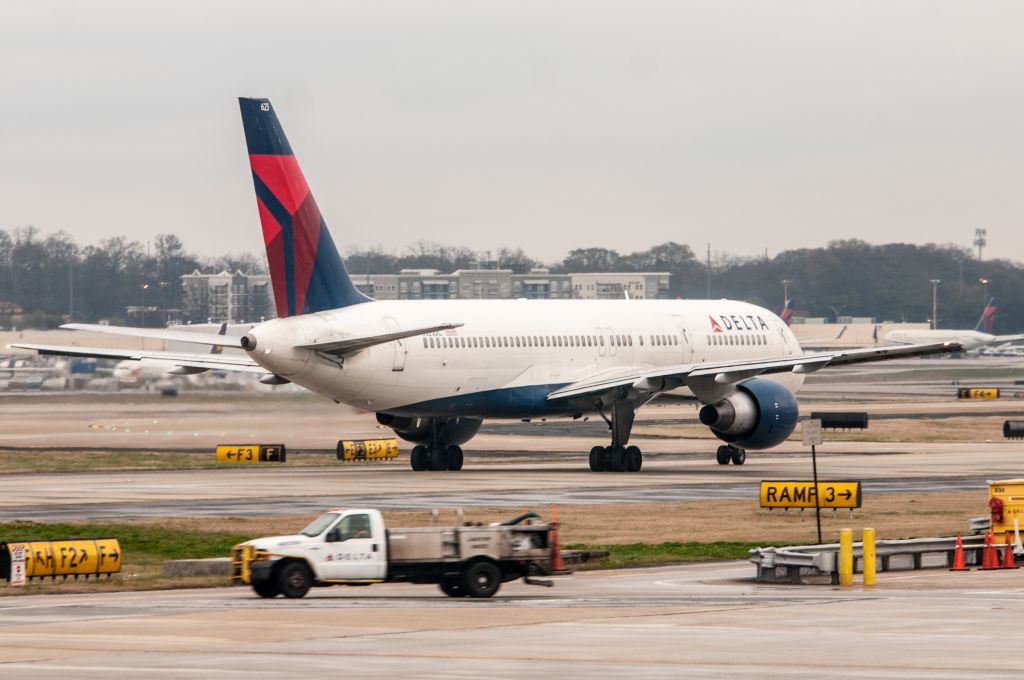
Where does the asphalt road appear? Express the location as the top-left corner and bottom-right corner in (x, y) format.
(1, 561), (1020, 678)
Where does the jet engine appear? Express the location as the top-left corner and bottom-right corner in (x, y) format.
(697, 378), (799, 450)
(375, 413), (483, 447)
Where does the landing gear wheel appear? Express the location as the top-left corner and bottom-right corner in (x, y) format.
(277, 561), (312, 599)
(589, 446), (606, 472)
(730, 447), (746, 465)
(608, 446), (627, 472)
(716, 445), (731, 465)
(410, 445), (428, 471)
(252, 580), (279, 598)
(599, 447), (613, 471)
(429, 446), (448, 471)
(439, 577), (465, 597)
(446, 445), (464, 471)
(625, 445), (642, 472)
(462, 560), (502, 598)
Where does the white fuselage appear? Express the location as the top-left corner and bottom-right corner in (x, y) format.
(884, 329), (992, 351)
(113, 359), (179, 382)
(242, 298), (805, 418)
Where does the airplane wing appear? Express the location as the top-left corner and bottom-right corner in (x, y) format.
(299, 323), (464, 355)
(547, 341), (962, 401)
(993, 334), (1024, 344)
(7, 344), (267, 374)
(60, 323), (245, 348)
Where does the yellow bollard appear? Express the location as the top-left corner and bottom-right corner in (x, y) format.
(863, 528), (876, 586)
(839, 528), (854, 586)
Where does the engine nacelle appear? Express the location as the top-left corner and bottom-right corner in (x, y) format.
(375, 413), (482, 447)
(698, 378), (799, 450)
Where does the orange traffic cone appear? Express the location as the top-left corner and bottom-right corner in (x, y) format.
(950, 532), (969, 571)
(549, 505), (565, 573)
(982, 532), (1000, 570)
(1003, 533), (1017, 569)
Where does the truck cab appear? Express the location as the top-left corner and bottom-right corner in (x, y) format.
(236, 509), (388, 597)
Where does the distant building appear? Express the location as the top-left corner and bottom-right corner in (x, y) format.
(180, 270), (275, 324)
(570, 272), (671, 300)
(0, 301), (23, 328)
(353, 268), (576, 301)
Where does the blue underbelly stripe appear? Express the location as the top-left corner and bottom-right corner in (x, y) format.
(386, 383), (584, 418)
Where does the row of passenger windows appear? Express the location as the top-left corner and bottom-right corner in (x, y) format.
(423, 333), (681, 350)
(707, 334), (768, 346)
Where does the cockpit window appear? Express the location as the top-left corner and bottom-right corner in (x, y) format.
(299, 512), (340, 537)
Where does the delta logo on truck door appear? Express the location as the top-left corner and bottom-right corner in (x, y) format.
(709, 313), (771, 332)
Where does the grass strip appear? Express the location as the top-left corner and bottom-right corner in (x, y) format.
(0, 521), (249, 561)
(567, 541), (782, 568)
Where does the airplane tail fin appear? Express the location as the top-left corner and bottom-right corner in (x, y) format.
(974, 297), (997, 333)
(238, 97), (371, 317)
(780, 298), (793, 326)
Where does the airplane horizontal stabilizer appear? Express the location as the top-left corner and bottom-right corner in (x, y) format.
(300, 323), (464, 355)
(8, 344), (267, 374)
(61, 323), (244, 348)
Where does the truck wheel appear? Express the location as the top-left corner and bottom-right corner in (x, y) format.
(462, 561), (501, 598)
(252, 580), (280, 598)
(277, 561), (312, 599)
(439, 577), (465, 597)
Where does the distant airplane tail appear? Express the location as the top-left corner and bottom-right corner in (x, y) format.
(780, 298), (793, 326)
(974, 297), (997, 333)
(238, 97), (371, 317)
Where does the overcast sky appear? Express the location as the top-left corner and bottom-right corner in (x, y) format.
(2, 1), (1022, 264)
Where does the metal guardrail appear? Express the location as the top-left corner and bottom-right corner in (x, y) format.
(750, 535), (987, 584)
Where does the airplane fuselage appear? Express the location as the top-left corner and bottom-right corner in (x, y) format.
(884, 329), (993, 351)
(243, 298), (805, 418)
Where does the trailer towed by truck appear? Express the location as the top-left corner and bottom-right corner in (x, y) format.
(231, 508), (566, 598)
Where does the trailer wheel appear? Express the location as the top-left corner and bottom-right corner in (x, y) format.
(439, 577), (465, 597)
(277, 561), (312, 599)
(462, 560), (501, 598)
(252, 580), (280, 598)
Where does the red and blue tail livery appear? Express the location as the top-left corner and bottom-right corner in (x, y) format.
(239, 97), (370, 317)
(975, 297), (997, 334)
(780, 298), (793, 326)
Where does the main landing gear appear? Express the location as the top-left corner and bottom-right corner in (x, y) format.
(715, 444), (746, 465)
(589, 400), (643, 473)
(410, 443), (463, 472)
(408, 418), (464, 472)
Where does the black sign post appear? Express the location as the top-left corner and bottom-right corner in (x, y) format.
(803, 419), (824, 544)
(811, 443), (822, 544)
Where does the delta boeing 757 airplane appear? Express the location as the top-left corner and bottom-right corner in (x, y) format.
(12, 98), (963, 473)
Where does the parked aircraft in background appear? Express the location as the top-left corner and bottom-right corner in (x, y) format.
(10, 98), (963, 473)
(111, 323), (230, 384)
(884, 299), (1024, 352)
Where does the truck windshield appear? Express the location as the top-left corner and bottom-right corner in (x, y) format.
(299, 513), (339, 537)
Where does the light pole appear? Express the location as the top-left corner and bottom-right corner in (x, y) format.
(781, 279), (792, 309)
(929, 279), (940, 330)
(141, 282), (150, 328)
(979, 277), (990, 307)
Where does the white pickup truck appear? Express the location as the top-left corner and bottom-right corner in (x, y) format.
(231, 508), (563, 598)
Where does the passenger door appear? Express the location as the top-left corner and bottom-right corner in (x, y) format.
(673, 315), (693, 363)
(318, 512), (387, 580)
(382, 317), (407, 371)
